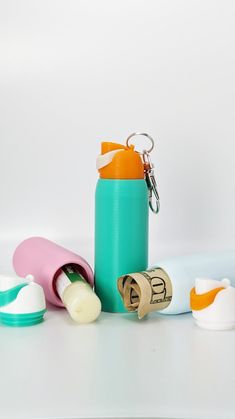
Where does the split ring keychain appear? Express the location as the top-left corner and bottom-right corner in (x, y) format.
(126, 133), (160, 214)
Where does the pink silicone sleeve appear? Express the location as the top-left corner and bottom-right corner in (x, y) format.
(13, 237), (94, 307)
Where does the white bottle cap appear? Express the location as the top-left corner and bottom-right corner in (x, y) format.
(0, 274), (46, 326)
(191, 277), (235, 330)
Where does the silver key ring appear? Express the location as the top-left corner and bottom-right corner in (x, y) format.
(126, 132), (154, 154)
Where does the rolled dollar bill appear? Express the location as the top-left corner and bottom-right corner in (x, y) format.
(117, 268), (172, 319)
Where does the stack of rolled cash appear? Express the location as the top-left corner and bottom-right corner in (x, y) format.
(118, 268), (172, 319)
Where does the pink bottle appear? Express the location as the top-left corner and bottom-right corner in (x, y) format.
(13, 237), (94, 307)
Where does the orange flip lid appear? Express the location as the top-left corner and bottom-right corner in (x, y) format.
(190, 286), (225, 311)
(98, 142), (144, 179)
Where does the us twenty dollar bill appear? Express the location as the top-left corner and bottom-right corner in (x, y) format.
(117, 268), (172, 319)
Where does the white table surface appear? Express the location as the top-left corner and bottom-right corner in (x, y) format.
(1, 306), (235, 419)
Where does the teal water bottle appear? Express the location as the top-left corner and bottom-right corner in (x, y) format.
(95, 133), (159, 312)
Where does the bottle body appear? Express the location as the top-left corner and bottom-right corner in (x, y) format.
(13, 237), (94, 307)
(95, 179), (149, 312)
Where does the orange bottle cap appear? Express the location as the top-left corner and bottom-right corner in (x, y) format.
(97, 142), (144, 179)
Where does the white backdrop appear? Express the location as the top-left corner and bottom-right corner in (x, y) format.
(1, 0), (235, 272)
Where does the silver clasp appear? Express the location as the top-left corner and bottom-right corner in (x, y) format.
(142, 150), (160, 214)
(125, 132), (160, 214)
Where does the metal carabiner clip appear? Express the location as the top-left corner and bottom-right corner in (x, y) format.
(142, 150), (160, 214)
(126, 132), (160, 214)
